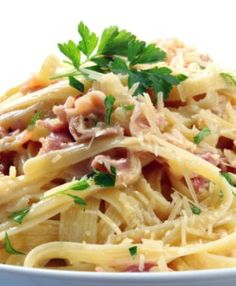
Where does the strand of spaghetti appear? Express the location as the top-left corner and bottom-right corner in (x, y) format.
(0, 185), (104, 240)
(122, 134), (233, 210)
(23, 136), (125, 177)
(0, 172), (58, 206)
(0, 80), (79, 115)
(23, 229), (236, 268)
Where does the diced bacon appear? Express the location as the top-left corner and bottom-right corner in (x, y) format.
(164, 129), (196, 153)
(91, 151), (141, 186)
(197, 152), (228, 172)
(129, 103), (165, 136)
(39, 133), (72, 154)
(38, 119), (68, 134)
(129, 105), (150, 136)
(52, 90), (120, 143)
(125, 263), (155, 272)
(66, 91), (105, 117)
(191, 175), (208, 192)
(53, 105), (68, 124)
(198, 152), (220, 166)
(69, 115), (123, 143)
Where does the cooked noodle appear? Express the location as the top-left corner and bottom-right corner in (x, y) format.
(1, 38), (236, 272)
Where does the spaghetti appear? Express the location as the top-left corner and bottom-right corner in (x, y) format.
(0, 27), (236, 272)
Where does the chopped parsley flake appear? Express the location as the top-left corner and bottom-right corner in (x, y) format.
(191, 206), (201, 215)
(69, 76), (84, 92)
(220, 172), (236, 187)
(28, 111), (43, 128)
(92, 166), (116, 187)
(193, 128), (211, 144)
(3, 233), (24, 255)
(123, 104), (135, 111)
(220, 72), (236, 86)
(129, 246), (137, 258)
(66, 194), (86, 206)
(104, 95), (115, 125)
(9, 207), (30, 224)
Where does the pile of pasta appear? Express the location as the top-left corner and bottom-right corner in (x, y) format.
(1, 39), (236, 272)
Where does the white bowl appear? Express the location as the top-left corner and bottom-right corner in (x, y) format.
(1, 265), (236, 286)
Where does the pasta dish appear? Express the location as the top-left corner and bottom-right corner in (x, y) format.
(1, 22), (236, 272)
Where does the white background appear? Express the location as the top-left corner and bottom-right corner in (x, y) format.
(0, 0), (235, 93)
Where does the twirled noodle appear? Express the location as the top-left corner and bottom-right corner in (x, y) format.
(1, 39), (236, 273)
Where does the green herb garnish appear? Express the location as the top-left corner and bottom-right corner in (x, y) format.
(220, 172), (236, 187)
(220, 72), (236, 86)
(9, 207), (30, 224)
(191, 206), (201, 215)
(92, 166), (116, 187)
(104, 95), (115, 125)
(3, 233), (24, 255)
(66, 194), (87, 205)
(69, 178), (90, 191)
(28, 111), (43, 128)
(193, 128), (211, 144)
(69, 76), (84, 92)
(129, 246), (137, 258)
(55, 22), (187, 100)
(78, 22), (98, 58)
(123, 104), (135, 111)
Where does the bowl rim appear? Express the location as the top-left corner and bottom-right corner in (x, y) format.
(0, 264), (236, 282)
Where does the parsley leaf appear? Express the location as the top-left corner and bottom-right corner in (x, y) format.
(104, 95), (115, 125)
(129, 246), (137, 258)
(110, 58), (129, 74)
(66, 194), (86, 205)
(220, 172), (236, 187)
(9, 207), (30, 224)
(130, 43), (166, 65)
(100, 29), (135, 56)
(191, 206), (201, 215)
(148, 67), (187, 99)
(28, 111), (43, 128)
(57, 23), (188, 100)
(193, 128), (211, 144)
(123, 104), (135, 111)
(220, 72), (236, 86)
(93, 166), (116, 187)
(67, 178), (90, 191)
(69, 76), (84, 92)
(127, 39), (145, 64)
(128, 70), (150, 95)
(4, 233), (24, 255)
(78, 22), (98, 57)
(97, 26), (119, 54)
(58, 40), (81, 69)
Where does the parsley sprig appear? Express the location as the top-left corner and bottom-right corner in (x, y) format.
(43, 167), (117, 203)
(55, 22), (187, 100)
